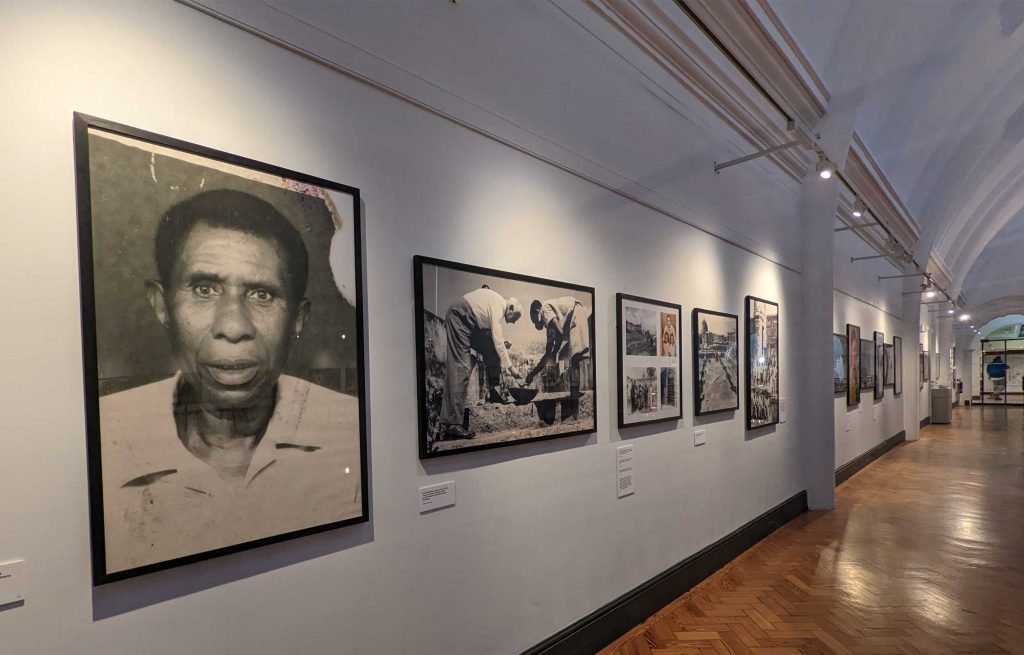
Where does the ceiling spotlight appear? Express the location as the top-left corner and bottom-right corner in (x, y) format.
(970, 325), (975, 328)
(816, 155), (836, 180)
(924, 290), (936, 299)
(852, 198), (867, 218)
(959, 313), (970, 321)
(947, 309), (955, 314)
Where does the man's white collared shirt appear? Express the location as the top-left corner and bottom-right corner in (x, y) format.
(99, 373), (362, 573)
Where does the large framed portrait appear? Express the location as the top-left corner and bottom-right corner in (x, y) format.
(833, 333), (848, 395)
(893, 336), (903, 395)
(693, 308), (739, 416)
(415, 256), (596, 458)
(74, 114), (368, 584)
(616, 294), (682, 428)
(846, 324), (861, 406)
(874, 331), (885, 399)
(745, 296), (779, 429)
(860, 338), (875, 391)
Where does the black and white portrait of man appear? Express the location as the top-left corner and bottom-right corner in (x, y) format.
(76, 116), (367, 582)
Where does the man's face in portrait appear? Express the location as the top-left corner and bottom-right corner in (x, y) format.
(147, 222), (310, 411)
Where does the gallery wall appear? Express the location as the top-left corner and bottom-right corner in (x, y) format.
(830, 219), (908, 468)
(0, 3), (816, 654)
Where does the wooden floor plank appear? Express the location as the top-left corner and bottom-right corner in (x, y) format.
(598, 407), (1024, 655)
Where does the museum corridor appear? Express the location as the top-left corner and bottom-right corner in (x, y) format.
(601, 406), (1024, 655)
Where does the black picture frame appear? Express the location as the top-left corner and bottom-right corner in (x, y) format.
(745, 296), (779, 430)
(616, 293), (683, 428)
(74, 114), (369, 585)
(414, 256), (597, 458)
(860, 338), (875, 391)
(874, 331), (885, 399)
(692, 308), (740, 416)
(893, 336), (903, 395)
(884, 343), (895, 387)
(846, 324), (861, 406)
(833, 333), (848, 395)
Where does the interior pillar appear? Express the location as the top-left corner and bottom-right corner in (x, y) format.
(799, 174), (839, 510)
(901, 278), (922, 441)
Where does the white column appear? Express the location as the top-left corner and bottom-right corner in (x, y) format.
(799, 174), (839, 510)
(901, 278), (922, 441)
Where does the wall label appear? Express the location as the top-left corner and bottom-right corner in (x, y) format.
(419, 481), (456, 513)
(616, 445), (635, 498)
(0, 560), (25, 606)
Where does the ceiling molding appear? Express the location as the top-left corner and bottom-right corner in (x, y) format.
(680, 0), (826, 125)
(843, 134), (921, 249)
(587, 0), (809, 181)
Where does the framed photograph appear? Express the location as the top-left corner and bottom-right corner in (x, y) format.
(74, 114), (368, 584)
(874, 331), (885, 399)
(415, 256), (596, 458)
(833, 333), (848, 395)
(617, 294), (683, 428)
(846, 324), (861, 406)
(860, 338), (875, 391)
(693, 309), (739, 416)
(893, 336), (903, 395)
(884, 343), (895, 386)
(920, 347), (926, 387)
(745, 296), (779, 429)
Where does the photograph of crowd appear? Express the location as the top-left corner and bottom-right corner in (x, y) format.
(415, 257), (595, 458)
(617, 294), (682, 427)
(693, 308), (739, 416)
(745, 296), (779, 429)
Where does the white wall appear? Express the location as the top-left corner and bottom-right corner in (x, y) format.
(0, 3), (814, 654)
(830, 215), (908, 468)
(831, 291), (905, 468)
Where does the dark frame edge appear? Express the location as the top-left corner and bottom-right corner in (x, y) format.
(415, 256), (598, 459)
(744, 295), (779, 431)
(691, 308), (740, 417)
(616, 293), (684, 430)
(519, 490), (808, 655)
(74, 113), (370, 585)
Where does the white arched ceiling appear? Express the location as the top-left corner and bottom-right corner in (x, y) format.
(770, 0), (1024, 308)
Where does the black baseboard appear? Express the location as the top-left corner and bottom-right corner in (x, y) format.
(835, 431), (906, 487)
(520, 490), (808, 655)
(920, 416), (931, 428)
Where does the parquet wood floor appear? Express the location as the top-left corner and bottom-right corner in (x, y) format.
(599, 406), (1024, 655)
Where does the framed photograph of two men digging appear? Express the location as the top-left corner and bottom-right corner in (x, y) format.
(74, 114), (368, 584)
(415, 256), (596, 458)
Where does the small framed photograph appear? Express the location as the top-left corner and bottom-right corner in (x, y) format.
(846, 324), (861, 406)
(893, 336), (903, 395)
(693, 309), (739, 416)
(616, 294), (683, 428)
(415, 257), (596, 458)
(860, 338), (875, 391)
(833, 333), (848, 395)
(745, 296), (779, 429)
(874, 331), (885, 399)
(884, 343), (895, 387)
(74, 114), (368, 584)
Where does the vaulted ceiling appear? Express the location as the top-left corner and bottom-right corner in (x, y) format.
(770, 0), (1024, 317)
